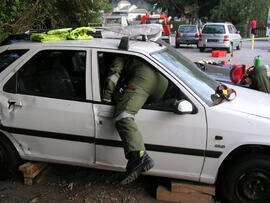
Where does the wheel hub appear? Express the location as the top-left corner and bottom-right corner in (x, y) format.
(238, 171), (270, 201)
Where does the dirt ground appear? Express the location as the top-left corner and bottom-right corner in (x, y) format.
(0, 163), (172, 203)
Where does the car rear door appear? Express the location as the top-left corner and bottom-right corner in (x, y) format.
(91, 49), (208, 181)
(0, 47), (95, 166)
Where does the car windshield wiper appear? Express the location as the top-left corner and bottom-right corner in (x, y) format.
(210, 84), (237, 106)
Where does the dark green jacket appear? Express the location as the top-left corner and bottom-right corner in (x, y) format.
(103, 56), (168, 102)
(250, 65), (270, 93)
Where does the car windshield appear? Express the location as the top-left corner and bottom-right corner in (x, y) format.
(202, 24), (225, 34)
(151, 40), (219, 105)
(179, 26), (197, 33)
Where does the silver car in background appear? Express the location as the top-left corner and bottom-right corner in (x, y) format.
(198, 22), (242, 53)
(175, 25), (200, 48)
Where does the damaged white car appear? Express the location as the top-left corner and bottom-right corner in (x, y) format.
(0, 26), (270, 203)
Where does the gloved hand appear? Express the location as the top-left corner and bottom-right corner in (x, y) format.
(103, 98), (111, 103)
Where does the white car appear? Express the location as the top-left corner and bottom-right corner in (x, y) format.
(198, 22), (242, 53)
(0, 33), (270, 203)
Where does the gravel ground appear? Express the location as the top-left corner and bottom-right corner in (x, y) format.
(0, 164), (170, 203)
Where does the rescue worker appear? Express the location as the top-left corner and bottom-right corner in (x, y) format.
(103, 55), (168, 185)
(141, 12), (150, 24)
(251, 20), (257, 36)
(230, 56), (270, 93)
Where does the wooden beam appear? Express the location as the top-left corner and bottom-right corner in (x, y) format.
(171, 180), (215, 196)
(157, 185), (213, 203)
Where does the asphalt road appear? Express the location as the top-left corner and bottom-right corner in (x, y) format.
(172, 37), (270, 66)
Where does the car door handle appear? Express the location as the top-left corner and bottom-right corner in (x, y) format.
(8, 100), (23, 109)
(98, 111), (114, 118)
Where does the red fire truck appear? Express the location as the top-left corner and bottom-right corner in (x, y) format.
(141, 13), (171, 43)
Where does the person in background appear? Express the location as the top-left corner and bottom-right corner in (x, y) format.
(251, 20), (257, 36)
(141, 12), (150, 24)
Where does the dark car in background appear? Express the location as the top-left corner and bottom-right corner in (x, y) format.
(175, 25), (200, 48)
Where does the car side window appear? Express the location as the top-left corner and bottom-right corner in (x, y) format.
(0, 49), (28, 74)
(144, 80), (185, 111)
(4, 50), (86, 100)
(97, 52), (185, 112)
(232, 25), (238, 34)
(228, 25), (236, 34)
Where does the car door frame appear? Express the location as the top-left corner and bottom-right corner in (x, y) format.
(91, 48), (210, 181)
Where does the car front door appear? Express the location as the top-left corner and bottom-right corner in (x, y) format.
(91, 49), (208, 181)
(0, 48), (95, 165)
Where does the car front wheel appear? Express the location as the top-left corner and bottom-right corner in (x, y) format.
(220, 153), (270, 203)
(227, 44), (232, 53)
(0, 136), (20, 180)
(199, 47), (205, 52)
(236, 42), (242, 50)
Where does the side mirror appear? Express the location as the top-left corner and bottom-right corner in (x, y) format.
(175, 100), (193, 114)
(237, 30), (240, 34)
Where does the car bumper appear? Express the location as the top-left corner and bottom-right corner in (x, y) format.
(198, 40), (231, 48)
(176, 38), (198, 45)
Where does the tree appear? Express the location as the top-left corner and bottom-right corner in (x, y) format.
(197, 0), (220, 20)
(210, 0), (270, 37)
(0, 0), (113, 41)
(210, 0), (270, 26)
(145, 0), (219, 23)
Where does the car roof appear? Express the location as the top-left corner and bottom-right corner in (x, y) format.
(204, 22), (232, 25)
(2, 38), (165, 54)
(179, 24), (197, 27)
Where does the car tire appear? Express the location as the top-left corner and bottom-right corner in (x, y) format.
(236, 42), (242, 50)
(0, 136), (21, 180)
(199, 47), (205, 52)
(227, 44), (232, 53)
(220, 153), (270, 203)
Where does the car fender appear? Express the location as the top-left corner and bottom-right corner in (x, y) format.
(201, 139), (270, 184)
(0, 129), (26, 158)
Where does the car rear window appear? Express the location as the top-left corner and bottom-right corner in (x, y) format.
(179, 26), (197, 33)
(0, 49), (28, 73)
(202, 25), (225, 34)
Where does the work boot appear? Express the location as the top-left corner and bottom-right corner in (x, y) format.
(120, 151), (154, 185)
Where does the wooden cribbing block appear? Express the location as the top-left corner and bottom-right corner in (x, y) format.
(157, 185), (213, 203)
(19, 162), (48, 185)
(171, 180), (215, 196)
(156, 180), (215, 203)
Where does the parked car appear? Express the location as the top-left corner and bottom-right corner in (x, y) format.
(88, 15), (129, 29)
(1, 31), (270, 203)
(198, 22), (242, 53)
(175, 25), (200, 48)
